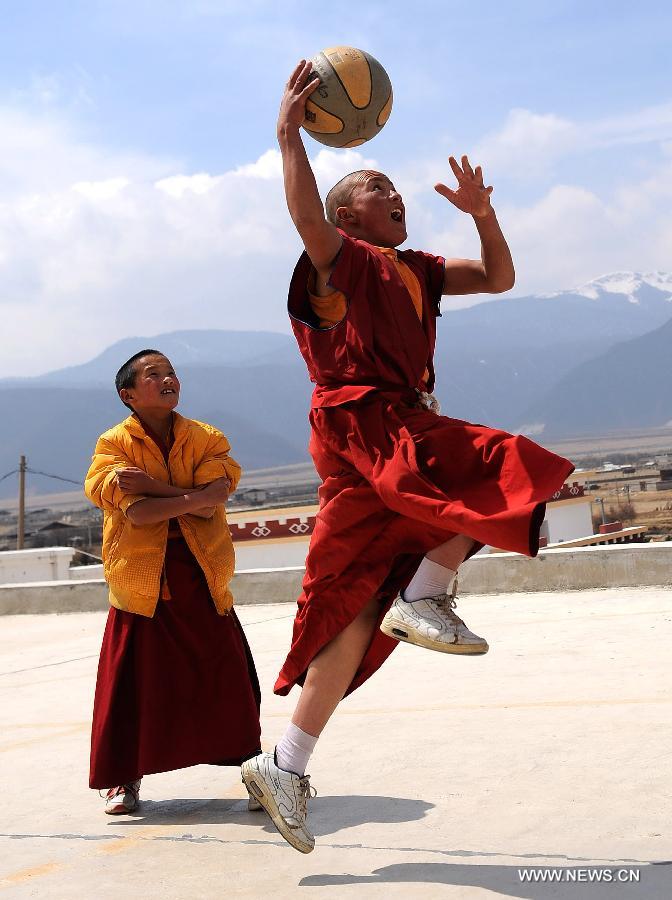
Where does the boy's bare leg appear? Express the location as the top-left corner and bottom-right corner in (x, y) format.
(241, 596), (381, 854)
(287, 537), (475, 744)
(291, 595), (382, 738)
(426, 534), (475, 570)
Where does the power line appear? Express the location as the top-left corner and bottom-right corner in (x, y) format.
(25, 467), (82, 486)
(0, 470), (18, 484)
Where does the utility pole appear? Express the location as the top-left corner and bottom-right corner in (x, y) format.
(17, 455), (26, 550)
(594, 496), (606, 526)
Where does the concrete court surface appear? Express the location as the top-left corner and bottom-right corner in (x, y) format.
(1, 588), (671, 899)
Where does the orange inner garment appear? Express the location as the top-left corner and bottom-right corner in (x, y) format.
(308, 246), (429, 383)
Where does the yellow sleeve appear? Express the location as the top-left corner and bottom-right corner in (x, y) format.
(84, 437), (145, 514)
(307, 269), (347, 329)
(192, 428), (242, 491)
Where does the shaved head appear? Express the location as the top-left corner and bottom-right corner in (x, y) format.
(325, 169), (384, 224)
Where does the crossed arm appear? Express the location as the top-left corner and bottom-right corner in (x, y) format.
(84, 435), (237, 527)
(114, 468), (230, 526)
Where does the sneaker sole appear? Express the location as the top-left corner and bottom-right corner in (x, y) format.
(241, 762), (314, 854)
(104, 802), (138, 815)
(380, 615), (489, 655)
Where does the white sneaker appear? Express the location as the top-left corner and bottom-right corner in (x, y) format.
(380, 580), (488, 654)
(241, 751), (316, 853)
(247, 790), (262, 811)
(104, 779), (141, 815)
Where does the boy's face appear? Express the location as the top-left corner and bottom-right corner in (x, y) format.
(120, 354), (180, 414)
(338, 171), (407, 247)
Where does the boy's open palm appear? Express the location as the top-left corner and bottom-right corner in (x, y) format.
(278, 60), (319, 132)
(435, 155), (493, 219)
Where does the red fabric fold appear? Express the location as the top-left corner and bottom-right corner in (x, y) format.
(274, 398), (573, 698)
(90, 536), (261, 789)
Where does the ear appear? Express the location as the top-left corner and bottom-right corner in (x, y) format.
(119, 388), (133, 404)
(336, 205), (357, 224)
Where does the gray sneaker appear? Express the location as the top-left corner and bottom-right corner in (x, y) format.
(241, 751), (316, 853)
(104, 779), (141, 815)
(381, 579), (488, 654)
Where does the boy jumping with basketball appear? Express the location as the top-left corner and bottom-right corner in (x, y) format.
(242, 61), (573, 853)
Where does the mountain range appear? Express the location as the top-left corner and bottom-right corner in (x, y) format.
(1, 272), (671, 499)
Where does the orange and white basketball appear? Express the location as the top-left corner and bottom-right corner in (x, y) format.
(303, 46), (393, 148)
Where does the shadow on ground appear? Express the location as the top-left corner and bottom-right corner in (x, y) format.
(300, 862), (672, 898)
(114, 795), (433, 837)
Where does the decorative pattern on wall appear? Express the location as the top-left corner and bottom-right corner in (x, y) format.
(231, 514), (317, 542)
(550, 482), (585, 501)
(230, 481), (584, 544)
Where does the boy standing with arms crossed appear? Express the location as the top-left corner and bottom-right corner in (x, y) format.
(86, 350), (261, 813)
(242, 62), (573, 852)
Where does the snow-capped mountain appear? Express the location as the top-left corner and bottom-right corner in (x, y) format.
(547, 271), (672, 302)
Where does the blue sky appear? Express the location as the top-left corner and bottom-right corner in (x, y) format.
(1, 0), (671, 375)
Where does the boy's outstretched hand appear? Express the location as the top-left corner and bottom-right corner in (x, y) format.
(278, 60), (319, 135)
(435, 155), (494, 219)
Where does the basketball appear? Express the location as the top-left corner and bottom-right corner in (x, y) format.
(302, 46), (392, 148)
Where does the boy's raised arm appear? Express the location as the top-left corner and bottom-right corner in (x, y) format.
(277, 61), (342, 275)
(435, 155), (515, 296)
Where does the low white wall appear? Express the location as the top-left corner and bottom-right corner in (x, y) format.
(234, 541), (309, 569)
(459, 542), (672, 594)
(545, 503), (594, 544)
(0, 578), (109, 615)
(70, 564), (104, 580)
(2, 543), (671, 616)
(0, 547), (75, 585)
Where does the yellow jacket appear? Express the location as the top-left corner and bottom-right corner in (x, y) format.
(84, 413), (241, 617)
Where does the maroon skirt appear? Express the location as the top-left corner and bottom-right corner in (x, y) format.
(275, 397), (574, 698)
(89, 536), (261, 789)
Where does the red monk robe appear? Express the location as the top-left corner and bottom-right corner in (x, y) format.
(274, 232), (574, 697)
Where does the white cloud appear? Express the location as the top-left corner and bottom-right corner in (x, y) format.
(474, 109), (579, 178)
(473, 101), (672, 182)
(0, 106), (175, 197)
(0, 109), (378, 377)
(1, 100), (671, 376)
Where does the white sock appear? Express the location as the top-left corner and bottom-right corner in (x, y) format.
(403, 557), (456, 602)
(275, 723), (318, 777)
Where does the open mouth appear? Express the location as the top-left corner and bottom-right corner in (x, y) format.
(391, 208), (403, 222)
(161, 389), (176, 395)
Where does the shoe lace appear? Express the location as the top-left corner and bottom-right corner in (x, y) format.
(296, 776), (317, 820)
(433, 578), (465, 626)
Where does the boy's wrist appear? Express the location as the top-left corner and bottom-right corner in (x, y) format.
(185, 490), (206, 511)
(277, 121), (302, 142)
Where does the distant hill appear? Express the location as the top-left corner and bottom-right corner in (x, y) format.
(434, 271), (672, 427)
(2, 273), (671, 498)
(515, 315), (672, 436)
(0, 330), (297, 389)
(0, 363), (313, 500)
